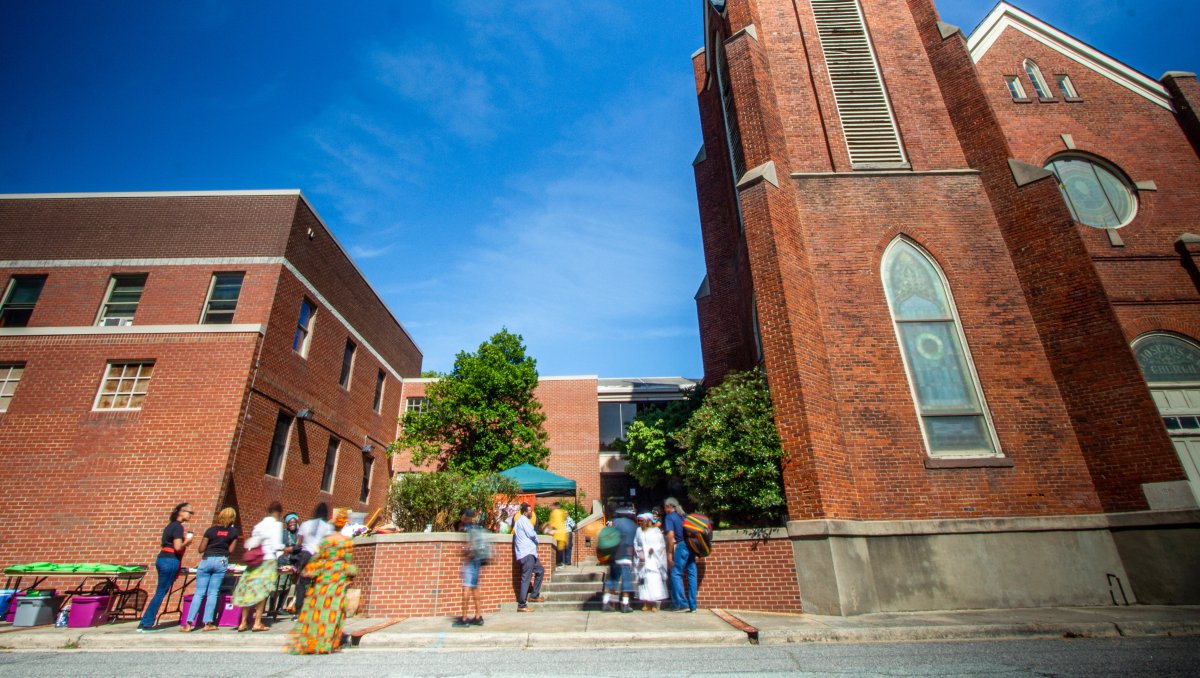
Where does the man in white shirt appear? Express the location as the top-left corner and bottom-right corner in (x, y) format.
(512, 503), (544, 612)
(292, 503), (334, 616)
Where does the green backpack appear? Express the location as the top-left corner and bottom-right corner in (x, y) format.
(595, 526), (621, 564)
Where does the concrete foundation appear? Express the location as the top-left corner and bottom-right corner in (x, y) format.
(788, 513), (1199, 615)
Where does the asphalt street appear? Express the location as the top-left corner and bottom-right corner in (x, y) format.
(1, 637), (1197, 677)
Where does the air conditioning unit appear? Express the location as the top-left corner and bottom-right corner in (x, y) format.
(100, 317), (133, 327)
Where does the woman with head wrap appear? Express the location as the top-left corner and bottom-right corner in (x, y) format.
(634, 513), (668, 611)
(290, 507), (357, 654)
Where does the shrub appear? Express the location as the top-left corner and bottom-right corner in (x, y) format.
(386, 471), (521, 532)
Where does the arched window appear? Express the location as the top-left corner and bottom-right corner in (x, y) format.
(1044, 153), (1137, 229)
(882, 238), (1000, 457)
(1024, 59), (1051, 99)
(1133, 333), (1200, 502)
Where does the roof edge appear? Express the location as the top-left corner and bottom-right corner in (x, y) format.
(0, 189), (302, 200)
(965, 2), (1172, 110)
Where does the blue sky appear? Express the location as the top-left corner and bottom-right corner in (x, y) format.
(1, 1), (1196, 378)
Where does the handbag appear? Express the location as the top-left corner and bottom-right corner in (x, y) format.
(243, 545), (264, 567)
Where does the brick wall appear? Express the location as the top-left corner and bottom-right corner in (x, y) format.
(0, 331), (258, 583)
(354, 534), (555, 617)
(536, 378), (600, 503)
(695, 529), (803, 613)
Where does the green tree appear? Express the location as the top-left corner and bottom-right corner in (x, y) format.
(621, 389), (702, 488)
(392, 328), (549, 474)
(673, 368), (785, 525)
(386, 471), (521, 532)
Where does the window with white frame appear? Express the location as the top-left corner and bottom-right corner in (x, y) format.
(1055, 74), (1079, 99)
(201, 272), (245, 324)
(321, 437), (339, 492)
(881, 238), (1000, 457)
(405, 397), (427, 414)
(266, 411), (293, 477)
(339, 339), (356, 389)
(293, 298), (316, 356)
(1024, 59), (1051, 99)
(360, 452), (374, 503)
(1004, 76), (1027, 100)
(95, 361), (154, 411)
(0, 363), (25, 412)
(372, 369), (386, 412)
(0, 275), (47, 328)
(1044, 153), (1137, 229)
(97, 274), (147, 326)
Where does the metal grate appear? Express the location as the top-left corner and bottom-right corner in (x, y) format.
(811, 0), (907, 167)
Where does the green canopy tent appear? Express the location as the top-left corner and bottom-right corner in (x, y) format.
(499, 463), (577, 502)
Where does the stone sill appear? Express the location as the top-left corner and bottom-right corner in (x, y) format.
(924, 456), (1015, 469)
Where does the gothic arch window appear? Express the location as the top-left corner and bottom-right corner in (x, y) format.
(881, 238), (1001, 458)
(1024, 59), (1051, 99)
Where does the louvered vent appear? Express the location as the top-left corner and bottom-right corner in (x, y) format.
(811, 0), (907, 167)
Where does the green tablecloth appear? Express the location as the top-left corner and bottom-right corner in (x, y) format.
(5, 563), (145, 574)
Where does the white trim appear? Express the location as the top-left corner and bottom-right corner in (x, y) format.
(966, 2), (1172, 110)
(0, 256), (410, 383)
(540, 375), (599, 381)
(0, 324), (265, 337)
(0, 189), (302, 200)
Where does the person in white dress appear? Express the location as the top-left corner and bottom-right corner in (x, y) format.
(634, 513), (668, 611)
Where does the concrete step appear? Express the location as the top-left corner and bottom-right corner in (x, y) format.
(542, 582), (605, 593)
(531, 590), (600, 603)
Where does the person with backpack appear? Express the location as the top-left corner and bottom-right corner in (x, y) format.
(663, 497), (697, 612)
(601, 504), (638, 613)
(454, 508), (488, 627)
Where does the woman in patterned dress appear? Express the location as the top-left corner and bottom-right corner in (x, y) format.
(289, 507), (356, 654)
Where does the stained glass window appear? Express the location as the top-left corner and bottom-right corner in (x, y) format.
(883, 239), (999, 457)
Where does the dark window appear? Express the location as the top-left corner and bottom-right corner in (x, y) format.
(266, 411), (293, 477)
(202, 272), (245, 324)
(321, 437), (339, 493)
(98, 274), (147, 326)
(339, 339), (356, 388)
(599, 402), (639, 451)
(0, 276), (47, 328)
(373, 369), (386, 412)
(293, 299), (316, 355)
(360, 453), (374, 503)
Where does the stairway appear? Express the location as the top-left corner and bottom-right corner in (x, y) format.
(500, 564), (607, 612)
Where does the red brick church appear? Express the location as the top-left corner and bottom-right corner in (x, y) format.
(691, 0), (1199, 612)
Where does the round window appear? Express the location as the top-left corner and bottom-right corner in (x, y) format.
(1044, 155), (1137, 228)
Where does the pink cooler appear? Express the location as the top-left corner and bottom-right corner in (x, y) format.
(66, 595), (110, 628)
(181, 594), (240, 626)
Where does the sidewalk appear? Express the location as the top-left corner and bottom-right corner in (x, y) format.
(1, 605), (1197, 651)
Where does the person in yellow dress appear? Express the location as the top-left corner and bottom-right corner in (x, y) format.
(289, 508), (356, 654)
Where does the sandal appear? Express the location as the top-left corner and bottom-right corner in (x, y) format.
(251, 625), (270, 632)
(202, 624), (219, 632)
(237, 625), (249, 632)
(179, 624), (192, 633)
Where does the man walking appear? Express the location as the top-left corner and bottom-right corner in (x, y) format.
(454, 508), (486, 627)
(601, 504), (638, 613)
(512, 502), (545, 612)
(663, 497), (697, 612)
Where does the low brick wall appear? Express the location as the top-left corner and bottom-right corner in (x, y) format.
(353, 533), (555, 618)
(694, 528), (803, 613)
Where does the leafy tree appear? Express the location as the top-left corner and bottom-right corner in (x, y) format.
(621, 389), (702, 488)
(386, 471), (521, 532)
(673, 368), (785, 525)
(392, 328), (549, 475)
(420, 370), (443, 378)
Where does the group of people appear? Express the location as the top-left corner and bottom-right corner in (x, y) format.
(599, 497), (697, 614)
(451, 496), (700, 627)
(137, 500), (358, 654)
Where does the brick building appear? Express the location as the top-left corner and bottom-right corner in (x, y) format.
(394, 376), (696, 509)
(0, 191), (421, 573)
(691, 0), (1200, 612)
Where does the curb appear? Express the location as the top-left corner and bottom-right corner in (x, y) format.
(359, 629), (749, 649)
(758, 622), (1129, 644)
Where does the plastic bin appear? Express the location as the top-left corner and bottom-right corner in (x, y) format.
(13, 595), (64, 627)
(5, 590), (55, 623)
(66, 595), (110, 628)
(181, 593), (240, 627)
(0, 590), (15, 619)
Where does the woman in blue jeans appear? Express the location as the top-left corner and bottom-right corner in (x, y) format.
(181, 507), (240, 632)
(137, 502), (194, 631)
